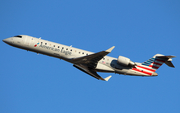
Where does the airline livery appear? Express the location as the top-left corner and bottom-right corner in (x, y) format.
(3, 35), (175, 81)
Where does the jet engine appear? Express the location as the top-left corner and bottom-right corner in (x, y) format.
(117, 56), (136, 67)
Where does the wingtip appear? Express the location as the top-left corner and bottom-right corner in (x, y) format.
(106, 46), (115, 53)
(104, 75), (112, 81)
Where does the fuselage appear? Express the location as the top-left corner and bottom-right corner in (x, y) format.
(3, 35), (157, 77)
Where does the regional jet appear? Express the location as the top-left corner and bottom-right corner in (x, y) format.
(3, 35), (176, 81)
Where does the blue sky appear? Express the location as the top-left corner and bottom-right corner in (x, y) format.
(0, 0), (180, 113)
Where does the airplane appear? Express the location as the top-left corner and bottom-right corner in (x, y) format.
(3, 35), (176, 81)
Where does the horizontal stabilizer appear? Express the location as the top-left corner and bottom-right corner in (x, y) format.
(156, 55), (176, 59)
(156, 55), (176, 68)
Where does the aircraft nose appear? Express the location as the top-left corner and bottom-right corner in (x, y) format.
(3, 39), (7, 42)
(2, 38), (11, 44)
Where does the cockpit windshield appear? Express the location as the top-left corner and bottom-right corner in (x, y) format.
(14, 35), (22, 38)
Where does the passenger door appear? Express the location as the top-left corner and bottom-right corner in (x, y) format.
(23, 36), (30, 46)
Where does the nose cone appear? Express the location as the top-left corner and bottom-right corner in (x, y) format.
(3, 39), (7, 42)
(2, 38), (11, 44)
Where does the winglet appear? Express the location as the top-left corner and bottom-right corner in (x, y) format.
(104, 75), (112, 81)
(106, 46), (115, 53)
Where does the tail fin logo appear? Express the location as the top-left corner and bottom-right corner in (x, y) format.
(142, 58), (155, 66)
(132, 54), (175, 76)
(142, 58), (165, 70)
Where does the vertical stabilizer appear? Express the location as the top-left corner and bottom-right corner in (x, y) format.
(133, 54), (175, 76)
(141, 54), (175, 71)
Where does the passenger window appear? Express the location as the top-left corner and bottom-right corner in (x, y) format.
(45, 43), (47, 45)
(70, 49), (72, 51)
(41, 42), (43, 45)
(62, 47), (64, 49)
(58, 46), (60, 48)
(66, 48), (68, 50)
(54, 45), (55, 47)
(82, 52), (84, 54)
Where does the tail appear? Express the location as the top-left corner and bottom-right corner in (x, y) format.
(141, 54), (175, 71)
(131, 54), (175, 76)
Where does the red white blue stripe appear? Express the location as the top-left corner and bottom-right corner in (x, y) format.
(132, 57), (165, 76)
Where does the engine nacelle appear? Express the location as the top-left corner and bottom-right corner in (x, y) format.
(117, 56), (135, 66)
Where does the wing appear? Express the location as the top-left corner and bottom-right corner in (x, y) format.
(73, 64), (105, 80)
(73, 64), (112, 81)
(71, 46), (115, 68)
(71, 46), (115, 81)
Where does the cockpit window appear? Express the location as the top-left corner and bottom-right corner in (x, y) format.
(14, 35), (22, 38)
